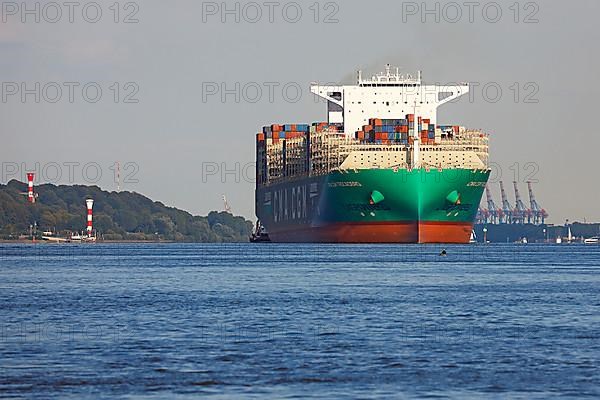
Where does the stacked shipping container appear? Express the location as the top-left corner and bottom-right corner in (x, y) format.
(256, 118), (482, 185)
(354, 115), (458, 145)
(256, 122), (344, 184)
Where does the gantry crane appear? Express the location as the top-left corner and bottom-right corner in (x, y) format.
(485, 185), (500, 224)
(527, 181), (548, 225)
(512, 181), (529, 224)
(499, 181), (513, 224)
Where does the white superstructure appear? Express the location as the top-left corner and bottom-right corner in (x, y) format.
(257, 65), (489, 186)
(310, 64), (469, 136)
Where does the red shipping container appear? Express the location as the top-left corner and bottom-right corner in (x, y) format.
(375, 132), (382, 140)
(257, 133), (265, 141)
(423, 119), (430, 124)
(272, 124), (282, 132)
(373, 118), (383, 126)
(407, 114), (415, 122)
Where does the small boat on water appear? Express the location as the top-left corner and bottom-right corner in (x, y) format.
(469, 230), (477, 243)
(584, 236), (600, 244)
(250, 221), (271, 243)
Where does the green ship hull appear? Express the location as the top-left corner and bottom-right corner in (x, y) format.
(256, 168), (490, 243)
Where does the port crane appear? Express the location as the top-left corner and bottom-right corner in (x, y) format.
(512, 181), (529, 224)
(476, 182), (549, 226)
(476, 206), (487, 225)
(499, 181), (513, 224)
(527, 181), (548, 225)
(485, 185), (500, 224)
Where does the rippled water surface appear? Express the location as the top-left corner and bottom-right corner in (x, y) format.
(1, 243), (599, 399)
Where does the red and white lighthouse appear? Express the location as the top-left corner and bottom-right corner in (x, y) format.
(27, 173), (35, 203)
(86, 199), (94, 236)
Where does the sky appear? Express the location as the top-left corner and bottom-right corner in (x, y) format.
(1, 0), (599, 224)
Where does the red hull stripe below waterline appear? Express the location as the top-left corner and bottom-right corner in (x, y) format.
(267, 221), (473, 244)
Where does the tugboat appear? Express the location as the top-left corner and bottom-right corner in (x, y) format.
(250, 221), (271, 243)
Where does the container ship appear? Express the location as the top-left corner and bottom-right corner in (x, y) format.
(255, 65), (490, 243)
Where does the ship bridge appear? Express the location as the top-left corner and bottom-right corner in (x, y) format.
(310, 64), (469, 136)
